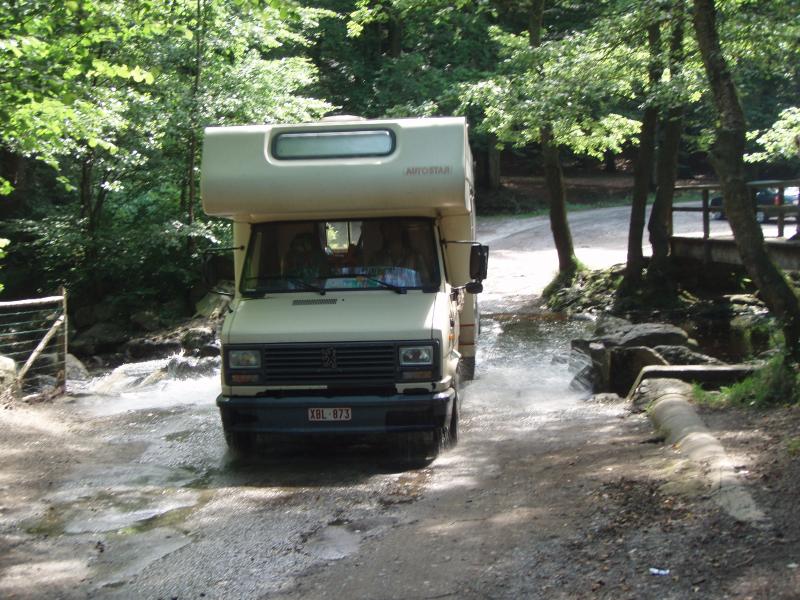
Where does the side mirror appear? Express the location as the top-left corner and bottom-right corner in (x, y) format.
(465, 281), (483, 294)
(469, 244), (489, 281)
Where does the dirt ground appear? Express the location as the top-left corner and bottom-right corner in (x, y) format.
(268, 397), (800, 600)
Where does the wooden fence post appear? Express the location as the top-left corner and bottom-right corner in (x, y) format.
(702, 188), (711, 264)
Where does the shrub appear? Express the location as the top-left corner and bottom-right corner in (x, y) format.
(724, 354), (800, 407)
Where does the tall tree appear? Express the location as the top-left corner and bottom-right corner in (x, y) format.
(646, 0), (686, 288)
(529, 0), (578, 280)
(623, 19), (663, 289)
(338, 0), (499, 118)
(692, 0), (800, 353)
(460, 2), (642, 288)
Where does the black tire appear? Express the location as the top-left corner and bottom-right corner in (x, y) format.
(448, 394), (459, 447)
(396, 430), (438, 468)
(460, 356), (476, 381)
(224, 428), (256, 453)
(711, 211), (725, 221)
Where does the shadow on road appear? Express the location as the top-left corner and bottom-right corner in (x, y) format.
(207, 435), (429, 489)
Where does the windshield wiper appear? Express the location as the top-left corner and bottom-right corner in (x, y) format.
(242, 275), (325, 295)
(325, 273), (407, 294)
(362, 276), (407, 294)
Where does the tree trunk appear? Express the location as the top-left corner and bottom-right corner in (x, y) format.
(646, 106), (683, 285)
(0, 148), (28, 218)
(185, 0), (204, 255)
(693, 0), (800, 353)
(541, 126), (578, 275)
(187, 131), (197, 229)
(179, 170), (188, 215)
(623, 22), (662, 289)
(79, 155), (94, 230)
(530, 0), (578, 279)
(528, 0), (544, 45)
(603, 150), (616, 173)
(78, 152), (102, 295)
(647, 3), (685, 288)
(387, 16), (402, 58)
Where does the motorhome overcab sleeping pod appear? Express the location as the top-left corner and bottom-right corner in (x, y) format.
(200, 116), (488, 459)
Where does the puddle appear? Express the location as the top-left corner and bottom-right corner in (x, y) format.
(28, 488), (203, 536)
(63, 490), (200, 534)
(305, 524), (362, 561)
(28, 461), (211, 537)
(45, 464), (201, 503)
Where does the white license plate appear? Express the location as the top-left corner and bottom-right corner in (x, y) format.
(308, 407), (352, 422)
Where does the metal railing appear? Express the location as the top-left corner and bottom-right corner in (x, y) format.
(673, 178), (800, 240)
(0, 288), (68, 397)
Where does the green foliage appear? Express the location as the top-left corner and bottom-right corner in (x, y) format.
(788, 437), (800, 457)
(723, 355), (800, 408)
(693, 355), (800, 410)
(8, 194), (230, 312)
(457, 8), (658, 158)
(746, 107), (800, 163)
(318, 0), (499, 118)
(0, 0), (331, 316)
(691, 383), (725, 407)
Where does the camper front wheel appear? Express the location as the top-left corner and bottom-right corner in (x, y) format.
(223, 427), (255, 453)
(447, 394), (459, 447)
(460, 357), (476, 381)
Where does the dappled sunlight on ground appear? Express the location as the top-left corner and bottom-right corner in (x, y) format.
(0, 558), (90, 595)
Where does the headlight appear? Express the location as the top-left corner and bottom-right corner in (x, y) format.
(399, 345), (433, 366)
(229, 349), (261, 368)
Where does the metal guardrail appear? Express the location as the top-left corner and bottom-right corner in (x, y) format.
(0, 288), (68, 397)
(673, 178), (800, 240)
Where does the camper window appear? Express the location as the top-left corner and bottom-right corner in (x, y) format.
(272, 130), (395, 160)
(240, 218), (440, 294)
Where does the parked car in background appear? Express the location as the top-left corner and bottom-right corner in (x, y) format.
(710, 186), (800, 222)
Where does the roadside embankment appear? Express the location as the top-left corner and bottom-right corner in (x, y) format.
(569, 312), (773, 526)
(630, 378), (769, 526)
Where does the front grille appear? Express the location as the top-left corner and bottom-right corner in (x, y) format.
(262, 343), (397, 385)
(292, 298), (338, 306)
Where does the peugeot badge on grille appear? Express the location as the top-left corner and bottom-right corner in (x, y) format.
(321, 347), (337, 369)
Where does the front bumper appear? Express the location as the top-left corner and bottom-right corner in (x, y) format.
(217, 389), (455, 434)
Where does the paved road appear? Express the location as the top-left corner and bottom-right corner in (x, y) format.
(478, 205), (789, 313)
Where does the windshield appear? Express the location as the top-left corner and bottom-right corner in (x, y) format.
(241, 218), (441, 294)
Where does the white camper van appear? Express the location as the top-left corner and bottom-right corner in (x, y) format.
(201, 116), (488, 460)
